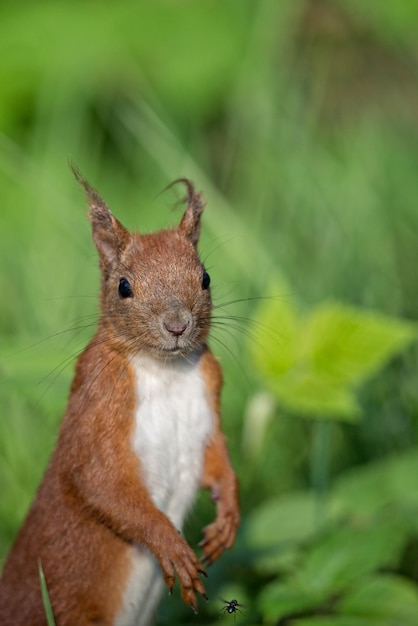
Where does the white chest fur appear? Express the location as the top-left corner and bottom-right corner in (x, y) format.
(131, 351), (214, 528)
(116, 352), (214, 626)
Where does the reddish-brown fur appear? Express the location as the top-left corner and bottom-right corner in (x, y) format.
(0, 172), (239, 625)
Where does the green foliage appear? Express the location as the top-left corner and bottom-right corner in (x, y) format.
(295, 523), (404, 595)
(244, 450), (418, 624)
(250, 295), (416, 421)
(332, 449), (418, 521)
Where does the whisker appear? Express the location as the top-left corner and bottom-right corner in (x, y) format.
(200, 234), (236, 267)
(213, 293), (294, 309)
(6, 320), (97, 359)
(44, 295), (98, 301)
(208, 333), (246, 375)
(211, 314), (285, 344)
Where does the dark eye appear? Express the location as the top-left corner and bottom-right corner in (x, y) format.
(118, 278), (133, 298)
(202, 270), (210, 290)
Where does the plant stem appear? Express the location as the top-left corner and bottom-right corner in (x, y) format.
(310, 419), (331, 527)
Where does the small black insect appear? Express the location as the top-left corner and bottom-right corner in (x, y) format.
(221, 598), (245, 620)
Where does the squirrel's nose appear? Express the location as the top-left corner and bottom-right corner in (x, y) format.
(163, 320), (188, 337)
(161, 307), (192, 338)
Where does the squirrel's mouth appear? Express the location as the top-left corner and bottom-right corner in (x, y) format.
(141, 337), (194, 359)
(158, 341), (195, 358)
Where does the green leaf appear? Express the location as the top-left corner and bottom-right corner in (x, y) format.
(304, 303), (416, 387)
(250, 298), (416, 422)
(340, 574), (418, 623)
(272, 371), (360, 420)
(258, 580), (323, 623)
(243, 491), (325, 575)
(331, 449), (418, 522)
(244, 490), (324, 547)
(295, 522), (407, 597)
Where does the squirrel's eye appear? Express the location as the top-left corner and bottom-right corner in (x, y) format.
(202, 270), (211, 290)
(118, 278), (133, 298)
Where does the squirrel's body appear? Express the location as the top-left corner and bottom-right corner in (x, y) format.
(0, 174), (239, 626)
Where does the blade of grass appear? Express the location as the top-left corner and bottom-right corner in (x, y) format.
(38, 559), (56, 626)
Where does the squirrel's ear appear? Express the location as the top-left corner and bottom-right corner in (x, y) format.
(175, 179), (205, 246)
(71, 165), (130, 267)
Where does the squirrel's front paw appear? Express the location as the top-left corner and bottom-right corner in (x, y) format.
(158, 536), (208, 613)
(199, 506), (240, 565)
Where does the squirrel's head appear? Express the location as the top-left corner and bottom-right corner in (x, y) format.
(72, 167), (212, 359)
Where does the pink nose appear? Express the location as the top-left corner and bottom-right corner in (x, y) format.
(163, 321), (188, 337)
(160, 306), (193, 339)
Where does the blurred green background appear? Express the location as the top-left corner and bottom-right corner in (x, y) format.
(1, 1), (418, 624)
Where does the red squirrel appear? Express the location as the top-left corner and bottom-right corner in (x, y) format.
(0, 170), (240, 626)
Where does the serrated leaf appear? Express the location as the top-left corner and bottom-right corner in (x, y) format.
(304, 303), (416, 387)
(250, 298), (416, 422)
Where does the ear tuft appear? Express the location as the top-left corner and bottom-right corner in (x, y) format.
(70, 163), (109, 214)
(71, 164), (130, 268)
(169, 178), (205, 246)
